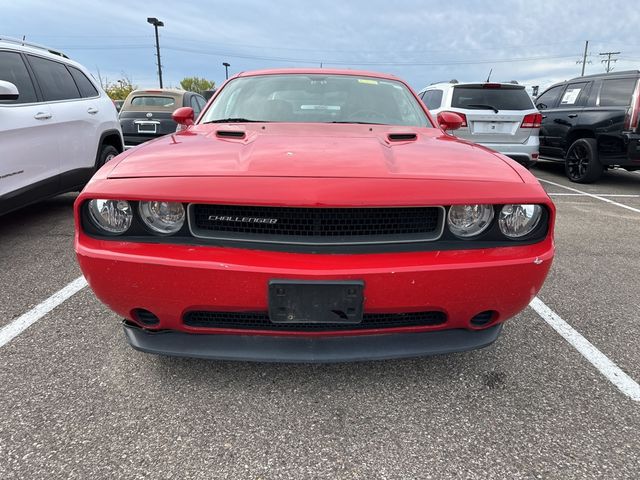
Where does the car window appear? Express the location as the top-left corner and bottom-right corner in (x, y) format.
(599, 78), (637, 107)
(131, 96), (176, 108)
(201, 74), (431, 127)
(27, 55), (80, 101)
(196, 95), (206, 111)
(68, 66), (99, 98)
(558, 82), (588, 108)
(0, 50), (38, 104)
(422, 89), (443, 110)
(535, 85), (564, 110)
(452, 86), (533, 111)
(190, 95), (201, 117)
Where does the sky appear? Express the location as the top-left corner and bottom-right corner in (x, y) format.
(3, 0), (640, 94)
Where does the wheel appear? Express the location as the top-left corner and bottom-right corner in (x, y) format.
(564, 138), (602, 183)
(96, 144), (119, 170)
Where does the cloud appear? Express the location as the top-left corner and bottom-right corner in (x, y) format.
(4, 0), (639, 89)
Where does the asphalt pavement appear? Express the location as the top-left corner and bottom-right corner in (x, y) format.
(1, 162), (639, 479)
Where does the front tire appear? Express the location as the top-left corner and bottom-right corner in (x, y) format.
(96, 144), (119, 171)
(564, 138), (602, 183)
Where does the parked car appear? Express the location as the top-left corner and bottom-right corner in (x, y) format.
(119, 88), (207, 148)
(535, 70), (640, 183)
(418, 81), (542, 168)
(202, 89), (216, 101)
(113, 99), (124, 113)
(0, 36), (123, 216)
(75, 68), (555, 362)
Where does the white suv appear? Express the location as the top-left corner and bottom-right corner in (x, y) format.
(0, 37), (123, 215)
(418, 81), (541, 167)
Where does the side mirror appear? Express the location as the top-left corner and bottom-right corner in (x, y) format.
(437, 111), (464, 131)
(172, 107), (195, 128)
(0, 80), (19, 101)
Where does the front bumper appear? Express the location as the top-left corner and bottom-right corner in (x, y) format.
(77, 233), (553, 338)
(124, 321), (503, 362)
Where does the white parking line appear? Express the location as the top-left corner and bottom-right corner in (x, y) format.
(530, 297), (640, 402)
(537, 178), (640, 214)
(0, 276), (87, 348)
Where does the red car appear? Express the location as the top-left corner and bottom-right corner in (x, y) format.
(75, 69), (555, 362)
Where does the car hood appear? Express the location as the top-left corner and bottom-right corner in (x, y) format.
(107, 123), (523, 183)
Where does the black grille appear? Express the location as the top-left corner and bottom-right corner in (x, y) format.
(183, 311), (446, 331)
(189, 204), (442, 244)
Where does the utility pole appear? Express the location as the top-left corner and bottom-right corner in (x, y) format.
(579, 40), (589, 76)
(599, 51), (620, 73)
(147, 17), (164, 88)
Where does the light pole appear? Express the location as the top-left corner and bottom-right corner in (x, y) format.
(223, 62), (230, 80)
(147, 17), (164, 88)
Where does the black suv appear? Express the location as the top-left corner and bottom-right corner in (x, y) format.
(535, 70), (640, 182)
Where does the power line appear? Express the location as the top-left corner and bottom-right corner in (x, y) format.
(159, 34), (587, 56)
(52, 42), (640, 69)
(160, 45), (581, 67)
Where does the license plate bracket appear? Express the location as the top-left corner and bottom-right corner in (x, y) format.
(136, 122), (158, 134)
(268, 280), (364, 324)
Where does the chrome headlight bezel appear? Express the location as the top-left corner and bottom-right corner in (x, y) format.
(498, 204), (543, 239)
(138, 201), (186, 235)
(87, 199), (133, 235)
(446, 204), (495, 238)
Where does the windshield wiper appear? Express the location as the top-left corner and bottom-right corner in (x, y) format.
(203, 118), (267, 124)
(465, 104), (499, 113)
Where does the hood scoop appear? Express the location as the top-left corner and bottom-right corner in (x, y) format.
(216, 129), (246, 139)
(387, 132), (417, 142)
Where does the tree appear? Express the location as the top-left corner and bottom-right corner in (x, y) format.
(180, 76), (215, 94)
(104, 76), (137, 100)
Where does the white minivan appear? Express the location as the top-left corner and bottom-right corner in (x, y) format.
(0, 37), (123, 215)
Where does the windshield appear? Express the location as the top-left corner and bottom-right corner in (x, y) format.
(452, 86), (534, 111)
(200, 74), (431, 127)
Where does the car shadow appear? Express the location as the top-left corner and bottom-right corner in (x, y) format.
(0, 193), (77, 238)
(148, 344), (502, 393)
(532, 160), (640, 187)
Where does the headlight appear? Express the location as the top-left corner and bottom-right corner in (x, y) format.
(139, 201), (185, 234)
(498, 204), (542, 238)
(88, 199), (133, 234)
(447, 204), (494, 238)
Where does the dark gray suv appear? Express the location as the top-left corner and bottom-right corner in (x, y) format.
(536, 70), (640, 183)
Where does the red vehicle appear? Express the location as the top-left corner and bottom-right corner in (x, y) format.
(74, 69), (555, 362)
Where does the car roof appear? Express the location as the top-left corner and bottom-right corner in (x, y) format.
(0, 36), (69, 60)
(420, 81), (524, 92)
(234, 68), (403, 82)
(542, 70), (640, 91)
(128, 88), (187, 96)
(570, 70), (640, 80)
(0, 36), (92, 73)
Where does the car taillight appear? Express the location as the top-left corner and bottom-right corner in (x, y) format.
(521, 113), (542, 128)
(442, 111), (467, 127)
(624, 79), (640, 131)
(482, 83), (501, 89)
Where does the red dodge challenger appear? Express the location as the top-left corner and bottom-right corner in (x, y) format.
(74, 69), (555, 362)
